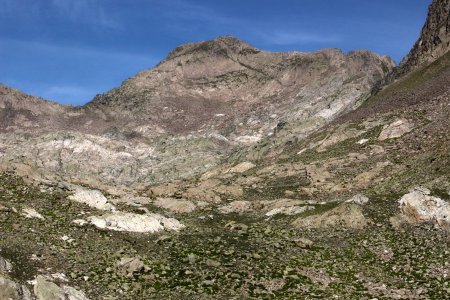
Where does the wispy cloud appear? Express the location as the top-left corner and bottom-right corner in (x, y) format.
(1, 37), (154, 64)
(50, 0), (120, 29)
(257, 31), (340, 46)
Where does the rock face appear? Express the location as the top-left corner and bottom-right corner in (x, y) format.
(394, 187), (450, 230)
(89, 36), (393, 138)
(0, 35), (394, 189)
(398, 0), (450, 75)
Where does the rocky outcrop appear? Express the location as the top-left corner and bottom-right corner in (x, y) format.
(293, 202), (369, 229)
(68, 187), (116, 211)
(90, 37), (394, 140)
(378, 119), (414, 141)
(0, 35), (394, 188)
(398, 0), (450, 76)
(391, 187), (450, 230)
(86, 212), (185, 233)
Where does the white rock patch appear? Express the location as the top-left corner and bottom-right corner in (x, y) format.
(346, 194), (369, 205)
(87, 212), (185, 233)
(357, 138), (369, 145)
(68, 187), (116, 211)
(22, 207), (45, 220)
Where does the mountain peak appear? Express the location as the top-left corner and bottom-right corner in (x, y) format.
(399, 0), (450, 74)
(165, 35), (260, 61)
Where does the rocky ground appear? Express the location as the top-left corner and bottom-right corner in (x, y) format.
(0, 169), (449, 299)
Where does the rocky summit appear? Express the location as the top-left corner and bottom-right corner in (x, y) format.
(0, 0), (449, 299)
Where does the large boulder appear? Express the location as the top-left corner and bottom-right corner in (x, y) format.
(378, 119), (414, 141)
(34, 275), (89, 300)
(392, 187), (450, 230)
(0, 275), (34, 300)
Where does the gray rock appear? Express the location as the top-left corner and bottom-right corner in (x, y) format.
(116, 257), (145, 277)
(346, 194), (369, 205)
(0, 256), (13, 273)
(0, 275), (34, 300)
(293, 238), (314, 249)
(394, 187), (450, 230)
(378, 119), (414, 141)
(34, 275), (89, 300)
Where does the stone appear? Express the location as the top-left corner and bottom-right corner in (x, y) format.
(116, 257), (145, 276)
(68, 187), (116, 211)
(34, 275), (65, 300)
(394, 187), (450, 230)
(205, 259), (221, 267)
(0, 256), (13, 273)
(225, 222), (248, 234)
(378, 119), (414, 141)
(34, 275), (89, 300)
(357, 138), (369, 144)
(265, 205), (315, 217)
(226, 162), (256, 173)
(293, 202), (368, 229)
(153, 198), (196, 213)
(218, 201), (252, 214)
(0, 275), (34, 300)
(148, 183), (180, 197)
(87, 212), (185, 233)
(293, 238), (314, 248)
(345, 194), (369, 205)
(21, 207), (45, 220)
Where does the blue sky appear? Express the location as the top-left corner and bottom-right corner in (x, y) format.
(0, 0), (431, 105)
